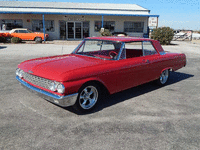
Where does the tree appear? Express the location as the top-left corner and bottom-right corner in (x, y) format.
(100, 29), (112, 36)
(151, 27), (174, 45)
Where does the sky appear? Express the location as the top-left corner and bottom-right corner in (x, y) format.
(15, 0), (200, 30)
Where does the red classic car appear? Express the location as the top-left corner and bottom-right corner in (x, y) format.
(16, 37), (186, 112)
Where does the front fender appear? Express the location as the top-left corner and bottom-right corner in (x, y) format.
(63, 77), (109, 95)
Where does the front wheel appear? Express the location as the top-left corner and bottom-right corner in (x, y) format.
(73, 83), (101, 112)
(35, 37), (42, 43)
(156, 69), (170, 85)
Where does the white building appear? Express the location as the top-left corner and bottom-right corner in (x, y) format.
(0, 1), (159, 40)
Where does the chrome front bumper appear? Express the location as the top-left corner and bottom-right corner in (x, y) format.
(16, 76), (78, 107)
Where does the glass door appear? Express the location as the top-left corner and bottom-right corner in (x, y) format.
(75, 22), (82, 39)
(59, 21), (66, 40)
(83, 21), (89, 38)
(67, 22), (82, 40)
(67, 22), (74, 39)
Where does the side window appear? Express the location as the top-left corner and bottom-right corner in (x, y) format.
(142, 41), (157, 56)
(18, 30), (27, 33)
(14, 30), (18, 33)
(124, 42), (143, 59)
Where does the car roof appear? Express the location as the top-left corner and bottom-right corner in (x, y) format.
(85, 36), (154, 42)
(12, 28), (28, 30)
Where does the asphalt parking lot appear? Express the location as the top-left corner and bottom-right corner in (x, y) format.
(0, 41), (200, 150)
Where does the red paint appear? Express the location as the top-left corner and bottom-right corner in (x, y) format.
(18, 37), (186, 95)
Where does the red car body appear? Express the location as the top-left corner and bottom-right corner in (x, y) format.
(16, 37), (186, 111)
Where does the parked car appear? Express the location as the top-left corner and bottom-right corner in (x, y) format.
(112, 32), (127, 37)
(0, 31), (11, 38)
(16, 37), (186, 112)
(1, 28), (49, 43)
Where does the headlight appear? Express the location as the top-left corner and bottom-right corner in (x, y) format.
(18, 70), (24, 78)
(49, 82), (65, 94)
(57, 83), (65, 94)
(16, 68), (20, 76)
(49, 82), (57, 92)
(16, 68), (24, 78)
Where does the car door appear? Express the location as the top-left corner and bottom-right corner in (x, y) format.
(141, 41), (162, 82)
(113, 42), (150, 92)
(18, 29), (31, 40)
(10, 30), (19, 37)
(11, 30), (26, 40)
(114, 57), (149, 92)
(113, 41), (163, 92)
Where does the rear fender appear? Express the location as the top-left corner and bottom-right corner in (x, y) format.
(161, 67), (171, 74)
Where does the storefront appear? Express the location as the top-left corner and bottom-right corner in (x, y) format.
(0, 1), (159, 40)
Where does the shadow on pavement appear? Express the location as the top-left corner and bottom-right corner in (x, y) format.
(0, 46), (7, 49)
(64, 71), (194, 115)
(169, 43), (179, 46)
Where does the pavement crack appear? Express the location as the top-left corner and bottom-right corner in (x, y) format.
(19, 99), (54, 121)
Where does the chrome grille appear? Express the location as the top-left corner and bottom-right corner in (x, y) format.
(23, 72), (53, 90)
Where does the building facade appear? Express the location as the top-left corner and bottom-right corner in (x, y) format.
(0, 1), (159, 40)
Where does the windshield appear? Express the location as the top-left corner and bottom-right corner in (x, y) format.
(73, 40), (123, 60)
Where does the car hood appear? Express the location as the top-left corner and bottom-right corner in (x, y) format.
(18, 54), (107, 81)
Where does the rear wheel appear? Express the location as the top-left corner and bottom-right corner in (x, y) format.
(73, 83), (101, 112)
(157, 69), (170, 85)
(35, 37), (42, 43)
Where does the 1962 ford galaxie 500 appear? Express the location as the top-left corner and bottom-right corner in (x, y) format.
(16, 37), (186, 112)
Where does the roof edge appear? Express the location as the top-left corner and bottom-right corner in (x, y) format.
(0, 11), (159, 17)
(0, 1), (149, 11)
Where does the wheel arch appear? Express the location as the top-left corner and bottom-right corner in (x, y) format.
(79, 79), (110, 96)
(34, 36), (42, 41)
(161, 67), (172, 74)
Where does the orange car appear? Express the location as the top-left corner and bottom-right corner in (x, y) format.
(8, 28), (49, 42)
(0, 32), (10, 37)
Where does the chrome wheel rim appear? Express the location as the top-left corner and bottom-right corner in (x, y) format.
(79, 86), (98, 109)
(160, 70), (169, 84)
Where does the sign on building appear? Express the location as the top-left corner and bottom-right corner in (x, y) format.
(149, 17), (158, 27)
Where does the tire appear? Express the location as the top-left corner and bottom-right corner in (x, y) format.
(73, 83), (101, 112)
(156, 69), (170, 85)
(35, 37), (42, 43)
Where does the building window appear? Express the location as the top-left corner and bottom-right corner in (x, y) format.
(0, 19), (23, 30)
(32, 20), (54, 32)
(124, 22), (144, 32)
(94, 21), (115, 32)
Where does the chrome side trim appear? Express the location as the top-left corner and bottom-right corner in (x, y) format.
(16, 76), (78, 107)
